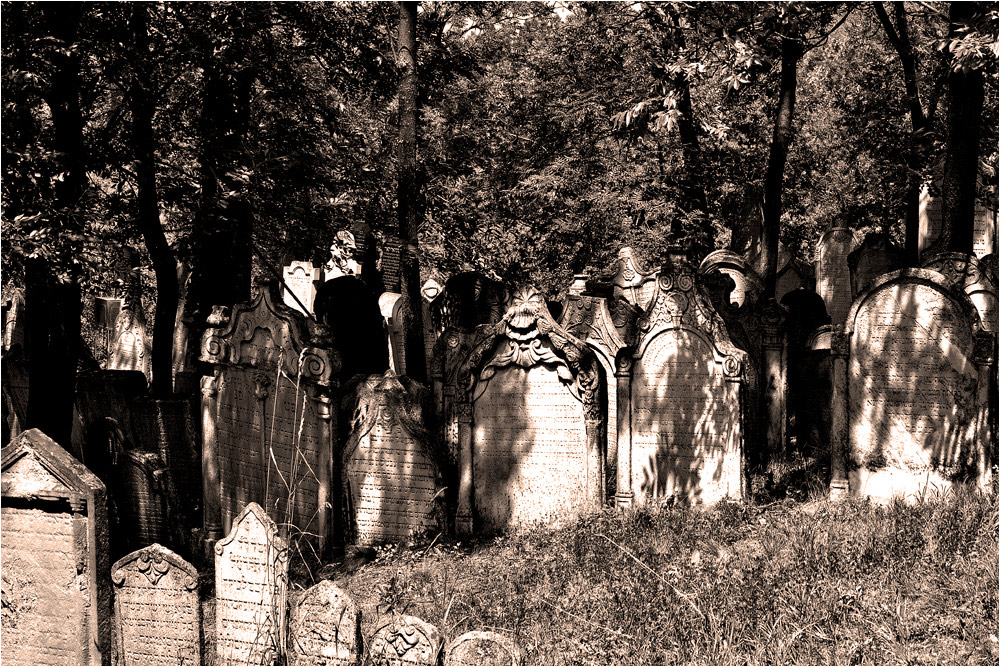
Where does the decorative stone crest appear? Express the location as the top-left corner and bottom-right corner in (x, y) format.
(368, 616), (442, 666)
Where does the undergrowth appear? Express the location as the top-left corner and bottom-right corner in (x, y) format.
(308, 489), (999, 665)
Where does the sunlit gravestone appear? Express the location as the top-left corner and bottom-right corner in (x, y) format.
(215, 502), (289, 666)
(282, 261), (321, 315)
(111, 543), (201, 665)
(368, 615), (443, 666)
(831, 269), (995, 499)
(200, 286), (339, 555)
(454, 287), (605, 533)
(625, 252), (748, 504)
(288, 580), (361, 665)
(342, 370), (444, 545)
(0, 429), (111, 666)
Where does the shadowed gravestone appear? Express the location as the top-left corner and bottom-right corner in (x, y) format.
(111, 543), (201, 665)
(0, 429), (111, 666)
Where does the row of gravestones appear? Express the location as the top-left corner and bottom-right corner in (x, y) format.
(0, 433), (520, 667)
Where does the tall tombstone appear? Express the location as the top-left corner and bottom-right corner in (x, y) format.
(834, 269), (995, 500)
(561, 274), (639, 501)
(109, 304), (151, 379)
(283, 261), (322, 315)
(922, 253), (998, 332)
(815, 227), (859, 327)
(920, 176), (999, 259)
(454, 287), (604, 533)
(1, 429), (111, 666)
(200, 287), (339, 554)
(289, 581), (361, 666)
(215, 502), (289, 666)
(3, 288), (25, 353)
(368, 615), (442, 666)
(625, 252), (748, 504)
(444, 631), (523, 666)
(111, 544), (201, 666)
(342, 371), (444, 545)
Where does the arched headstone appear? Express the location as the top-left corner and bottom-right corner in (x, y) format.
(289, 581), (361, 666)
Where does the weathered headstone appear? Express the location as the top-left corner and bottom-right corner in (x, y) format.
(919, 177), (998, 259)
(848, 233), (904, 298)
(343, 371), (444, 544)
(3, 288), (26, 353)
(840, 269), (993, 499)
(200, 287), (338, 552)
(111, 544), (201, 666)
(215, 502), (289, 666)
(324, 231), (360, 281)
(368, 616), (442, 666)
(627, 253), (748, 504)
(699, 250), (762, 308)
(1, 429), (111, 666)
(455, 287), (604, 533)
(378, 292), (405, 374)
(289, 581), (361, 666)
(816, 227), (859, 326)
(922, 253), (998, 332)
(973, 206), (997, 258)
(443, 631), (523, 666)
(283, 261), (321, 315)
(109, 305), (152, 379)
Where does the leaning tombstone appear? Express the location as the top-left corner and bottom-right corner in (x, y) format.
(368, 615), (443, 666)
(215, 502), (290, 666)
(1, 429), (111, 665)
(289, 580), (361, 666)
(342, 370), (445, 545)
(111, 544), (201, 665)
(443, 631), (523, 666)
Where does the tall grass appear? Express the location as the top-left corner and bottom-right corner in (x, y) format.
(333, 489), (998, 665)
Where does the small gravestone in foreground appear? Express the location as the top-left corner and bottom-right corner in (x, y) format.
(111, 543), (201, 665)
(215, 502), (289, 666)
(289, 580), (361, 665)
(444, 631), (523, 666)
(368, 615), (442, 666)
(1, 429), (111, 666)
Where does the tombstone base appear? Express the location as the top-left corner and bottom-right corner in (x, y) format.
(456, 511), (473, 535)
(614, 491), (634, 508)
(829, 478), (849, 500)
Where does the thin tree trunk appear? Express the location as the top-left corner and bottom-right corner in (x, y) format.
(397, 0), (427, 383)
(761, 34), (801, 298)
(940, 1), (985, 255)
(130, 4), (178, 398)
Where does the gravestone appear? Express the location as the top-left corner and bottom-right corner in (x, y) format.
(628, 252), (747, 504)
(455, 287), (604, 533)
(1, 429), (111, 666)
(922, 253), (998, 332)
(314, 276), (389, 378)
(343, 371), (444, 545)
(699, 250), (763, 308)
(109, 305), (151, 379)
(215, 502), (289, 666)
(283, 261), (321, 315)
(289, 581), (361, 666)
(973, 206), (997, 258)
(443, 631), (523, 666)
(324, 231), (360, 281)
(111, 544), (201, 666)
(3, 288), (25, 353)
(200, 287), (339, 552)
(368, 616), (442, 666)
(841, 269), (992, 499)
(848, 234), (904, 298)
(816, 228), (859, 326)
(378, 292), (405, 374)
(608, 246), (658, 311)
(920, 178), (999, 259)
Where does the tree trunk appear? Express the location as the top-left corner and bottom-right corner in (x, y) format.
(129, 4), (178, 398)
(940, 1), (985, 255)
(397, 0), (427, 383)
(760, 34), (801, 298)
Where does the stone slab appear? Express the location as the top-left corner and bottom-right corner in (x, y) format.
(289, 581), (361, 665)
(368, 616), (442, 666)
(444, 631), (523, 666)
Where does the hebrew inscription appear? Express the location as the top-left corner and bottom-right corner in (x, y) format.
(111, 544), (201, 666)
(631, 330), (740, 504)
(473, 365), (588, 531)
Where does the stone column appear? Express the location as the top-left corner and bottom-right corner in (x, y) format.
(829, 332), (850, 499)
(614, 356), (633, 507)
(584, 418), (604, 508)
(456, 402), (474, 534)
(200, 372), (222, 547)
(313, 390), (334, 555)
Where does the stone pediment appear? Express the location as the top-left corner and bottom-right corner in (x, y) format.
(111, 543), (198, 590)
(343, 370), (435, 460)
(605, 247), (658, 310)
(2, 429), (103, 504)
(561, 281), (638, 363)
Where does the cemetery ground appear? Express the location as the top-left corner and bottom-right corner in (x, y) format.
(194, 483), (999, 666)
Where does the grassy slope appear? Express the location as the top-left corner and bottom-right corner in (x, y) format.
(301, 490), (999, 665)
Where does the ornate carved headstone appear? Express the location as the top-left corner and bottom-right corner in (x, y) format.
(200, 287), (339, 552)
(283, 261), (321, 315)
(816, 228), (859, 326)
(289, 581), (361, 666)
(214, 502), (289, 666)
(343, 371), (444, 544)
(454, 287), (604, 533)
(325, 231), (360, 281)
(443, 631), (523, 666)
(841, 269), (992, 499)
(1, 429), (111, 666)
(922, 253), (998, 332)
(109, 305), (151, 379)
(699, 250), (763, 308)
(368, 616), (442, 666)
(111, 544), (201, 666)
(627, 253), (747, 504)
